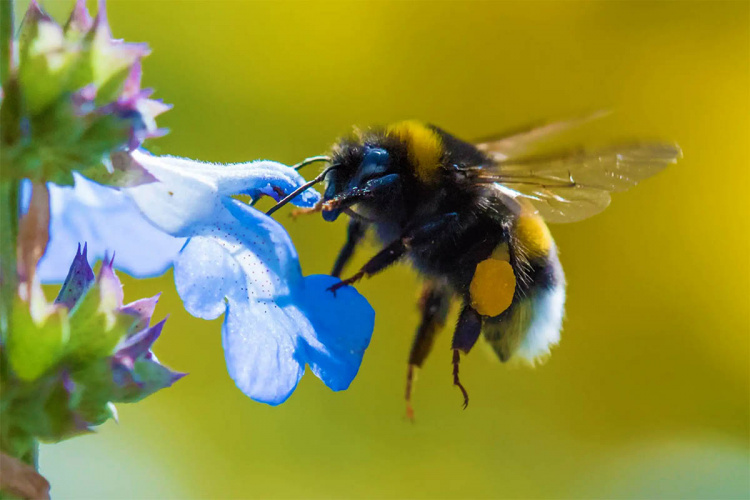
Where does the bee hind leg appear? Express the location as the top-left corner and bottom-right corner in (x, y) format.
(406, 281), (452, 420)
(451, 305), (483, 409)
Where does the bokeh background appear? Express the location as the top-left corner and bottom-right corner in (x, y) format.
(18, 0), (750, 498)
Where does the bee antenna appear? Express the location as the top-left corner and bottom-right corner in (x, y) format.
(293, 155), (330, 171)
(250, 155), (331, 208)
(266, 164), (338, 217)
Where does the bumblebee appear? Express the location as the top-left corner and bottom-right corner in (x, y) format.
(270, 116), (680, 416)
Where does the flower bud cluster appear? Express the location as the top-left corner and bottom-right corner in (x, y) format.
(0, 0), (169, 187)
(1, 244), (182, 460)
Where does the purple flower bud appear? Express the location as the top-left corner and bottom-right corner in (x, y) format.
(113, 319), (166, 368)
(64, 0), (94, 34)
(120, 294), (161, 334)
(54, 243), (95, 309)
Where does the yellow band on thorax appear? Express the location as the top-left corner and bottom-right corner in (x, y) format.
(386, 121), (443, 183)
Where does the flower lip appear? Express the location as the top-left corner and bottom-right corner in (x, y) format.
(172, 184), (373, 405)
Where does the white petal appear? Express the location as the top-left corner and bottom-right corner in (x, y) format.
(125, 151), (320, 237)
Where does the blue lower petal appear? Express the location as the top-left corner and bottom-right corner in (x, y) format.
(222, 294), (305, 406)
(173, 236), (243, 320)
(294, 275), (375, 391)
(38, 174), (186, 282)
(173, 198), (375, 405)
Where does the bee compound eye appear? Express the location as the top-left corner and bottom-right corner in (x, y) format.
(323, 181), (338, 201)
(363, 147), (389, 166)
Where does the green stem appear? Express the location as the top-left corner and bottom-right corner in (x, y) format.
(0, 0), (13, 87)
(0, 180), (18, 343)
(0, 423), (36, 467)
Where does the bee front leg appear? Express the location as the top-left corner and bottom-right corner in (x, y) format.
(289, 200), (323, 220)
(327, 212), (460, 295)
(406, 281), (452, 420)
(326, 239), (405, 295)
(332, 218), (368, 278)
(451, 305), (483, 409)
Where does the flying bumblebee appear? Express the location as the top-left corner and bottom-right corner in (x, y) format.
(268, 115), (680, 416)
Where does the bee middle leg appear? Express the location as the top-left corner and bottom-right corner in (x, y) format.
(406, 281), (452, 419)
(332, 218), (368, 278)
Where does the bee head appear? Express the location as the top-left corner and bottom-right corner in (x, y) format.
(323, 139), (393, 222)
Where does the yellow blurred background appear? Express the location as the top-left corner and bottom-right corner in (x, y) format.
(19, 0), (750, 498)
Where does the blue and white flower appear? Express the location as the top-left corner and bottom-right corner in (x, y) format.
(8, 0), (374, 407)
(40, 151), (375, 405)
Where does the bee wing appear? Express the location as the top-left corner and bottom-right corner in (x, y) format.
(474, 111), (610, 161)
(467, 143), (682, 223)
